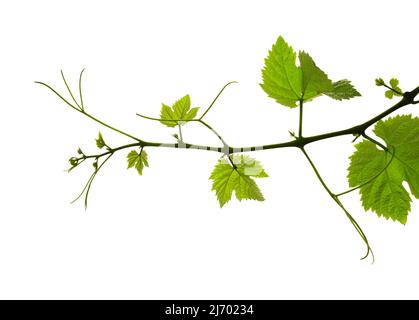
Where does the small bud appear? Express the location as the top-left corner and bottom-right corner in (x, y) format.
(77, 147), (83, 155)
(69, 157), (78, 167)
(375, 78), (385, 86)
(96, 132), (106, 149)
(93, 161), (98, 170)
(172, 133), (179, 140)
(288, 130), (297, 139)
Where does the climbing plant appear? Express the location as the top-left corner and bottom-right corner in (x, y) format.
(37, 36), (419, 261)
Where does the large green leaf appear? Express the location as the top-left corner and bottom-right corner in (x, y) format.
(210, 155), (268, 207)
(260, 36), (360, 107)
(260, 36), (302, 108)
(348, 115), (419, 224)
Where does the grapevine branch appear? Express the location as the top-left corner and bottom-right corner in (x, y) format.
(36, 70), (419, 261)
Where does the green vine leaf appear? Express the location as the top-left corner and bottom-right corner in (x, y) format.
(389, 78), (399, 88)
(210, 155), (268, 207)
(260, 36), (302, 107)
(385, 78), (403, 99)
(160, 95), (199, 127)
(348, 115), (419, 224)
(260, 36), (359, 107)
(298, 51), (333, 101)
(324, 80), (362, 101)
(384, 90), (395, 99)
(127, 149), (149, 175)
(95, 132), (106, 149)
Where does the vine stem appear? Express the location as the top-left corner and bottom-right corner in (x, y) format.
(198, 120), (229, 148)
(35, 79), (142, 143)
(361, 132), (388, 151)
(142, 86), (419, 152)
(75, 143), (141, 161)
(136, 115), (229, 148)
(37, 77), (419, 154)
(383, 83), (403, 96)
(295, 101), (373, 260)
(300, 147), (373, 261)
(81, 111), (142, 142)
(298, 99), (303, 138)
(178, 124), (183, 142)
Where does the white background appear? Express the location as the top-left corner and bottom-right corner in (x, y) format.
(0, 0), (418, 299)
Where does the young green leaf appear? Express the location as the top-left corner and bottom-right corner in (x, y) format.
(389, 78), (399, 88)
(260, 36), (302, 108)
(383, 77), (403, 99)
(210, 155), (268, 207)
(385, 90), (395, 99)
(324, 80), (361, 101)
(160, 95), (199, 127)
(298, 51), (333, 101)
(96, 132), (106, 149)
(390, 78), (403, 96)
(127, 149), (149, 175)
(348, 115), (419, 224)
